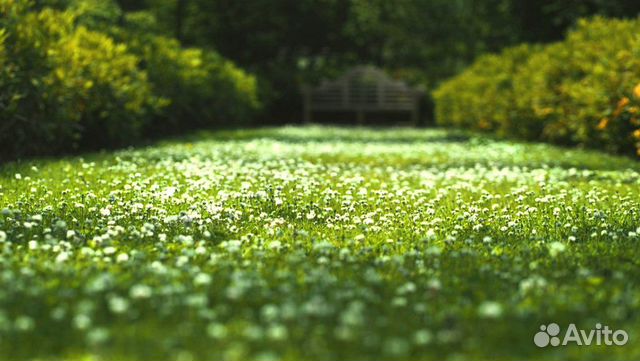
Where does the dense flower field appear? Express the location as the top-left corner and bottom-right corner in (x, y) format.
(1, 126), (640, 361)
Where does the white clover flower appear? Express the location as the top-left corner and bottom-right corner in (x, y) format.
(100, 208), (111, 217)
(425, 229), (436, 239)
(143, 223), (155, 231)
(206, 323), (227, 339)
(519, 275), (547, 293)
(223, 240), (242, 253)
(177, 235), (194, 245)
(50, 307), (66, 321)
(103, 246), (117, 255)
(427, 278), (442, 290)
(266, 324), (288, 340)
(194, 273), (212, 286)
(269, 241), (282, 250)
(108, 297), (129, 314)
(0, 231), (6, 242)
(73, 314), (91, 330)
(477, 301), (503, 318)
(116, 253), (129, 263)
(86, 327), (110, 345)
(14, 316), (34, 331)
(150, 261), (166, 273)
(129, 284), (152, 299)
(548, 241), (566, 257)
(55, 252), (69, 263)
(176, 256), (189, 267)
(414, 330), (433, 345)
(163, 187), (177, 198)
(80, 247), (94, 256)
(164, 216), (178, 223)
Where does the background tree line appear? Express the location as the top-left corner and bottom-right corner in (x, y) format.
(3, 0), (640, 160)
(115, 0), (640, 123)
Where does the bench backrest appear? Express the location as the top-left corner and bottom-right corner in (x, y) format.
(303, 66), (421, 111)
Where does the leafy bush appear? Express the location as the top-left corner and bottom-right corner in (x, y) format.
(517, 17), (640, 153)
(0, 1), (161, 157)
(118, 20), (260, 134)
(433, 17), (640, 156)
(0, 0), (259, 159)
(433, 44), (539, 137)
(70, 0), (260, 131)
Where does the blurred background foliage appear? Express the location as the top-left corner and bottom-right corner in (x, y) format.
(128, 0), (640, 124)
(2, 0), (640, 159)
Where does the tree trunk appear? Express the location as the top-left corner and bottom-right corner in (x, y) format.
(176, 0), (187, 41)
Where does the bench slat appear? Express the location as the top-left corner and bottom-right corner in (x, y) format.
(303, 66), (422, 124)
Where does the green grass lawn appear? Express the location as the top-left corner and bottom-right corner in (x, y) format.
(1, 126), (639, 361)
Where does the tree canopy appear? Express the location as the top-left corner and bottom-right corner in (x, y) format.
(130, 0), (640, 122)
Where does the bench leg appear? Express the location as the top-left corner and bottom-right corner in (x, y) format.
(303, 93), (311, 124)
(411, 110), (418, 126)
(357, 110), (364, 126)
(304, 109), (312, 123)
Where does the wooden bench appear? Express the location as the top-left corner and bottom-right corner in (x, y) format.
(302, 66), (423, 125)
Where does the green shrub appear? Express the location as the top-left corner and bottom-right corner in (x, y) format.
(45, 24), (162, 147)
(516, 17), (640, 153)
(433, 17), (640, 156)
(136, 36), (258, 133)
(116, 14), (260, 134)
(433, 44), (539, 137)
(0, 0), (162, 157)
(0, 0), (259, 159)
(70, 1), (260, 130)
